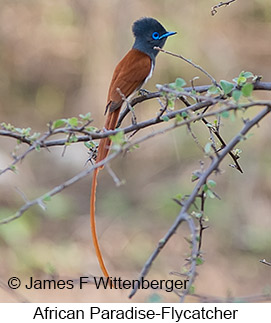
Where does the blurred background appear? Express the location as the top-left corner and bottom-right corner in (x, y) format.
(0, 0), (271, 302)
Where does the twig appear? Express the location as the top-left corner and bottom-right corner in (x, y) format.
(129, 212), (197, 300)
(187, 123), (205, 153)
(211, 0), (237, 16)
(259, 259), (271, 267)
(105, 164), (124, 187)
(201, 117), (243, 173)
(197, 189), (208, 255)
(154, 47), (219, 87)
(0, 151), (119, 225)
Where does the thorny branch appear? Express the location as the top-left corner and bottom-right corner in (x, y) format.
(129, 105), (271, 300)
(1, 82), (270, 176)
(201, 117), (243, 173)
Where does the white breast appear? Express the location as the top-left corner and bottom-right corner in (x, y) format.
(143, 61), (154, 85)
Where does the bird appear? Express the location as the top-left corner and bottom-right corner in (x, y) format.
(90, 17), (176, 279)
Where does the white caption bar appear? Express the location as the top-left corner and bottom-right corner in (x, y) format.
(0, 303), (269, 322)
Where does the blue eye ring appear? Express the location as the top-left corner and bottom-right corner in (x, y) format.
(152, 32), (160, 40)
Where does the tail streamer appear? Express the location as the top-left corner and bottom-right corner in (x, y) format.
(90, 168), (110, 278)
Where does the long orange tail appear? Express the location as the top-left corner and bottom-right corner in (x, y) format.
(90, 108), (121, 279)
(90, 167), (110, 278)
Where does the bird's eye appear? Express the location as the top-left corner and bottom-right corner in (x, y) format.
(152, 32), (160, 40)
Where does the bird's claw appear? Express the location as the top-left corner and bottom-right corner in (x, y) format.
(139, 89), (150, 96)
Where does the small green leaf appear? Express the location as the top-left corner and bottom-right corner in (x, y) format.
(196, 257), (204, 265)
(232, 90), (242, 102)
(221, 110), (230, 118)
(10, 165), (17, 173)
(128, 143), (140, 152)
(167, 98), (175, 110)
(174, 193), (182, 201)
(192, 211), (203, 219)
(67, 117), (78, 127)
(207, 179), (216, 188)
(22, 128), (31, 137)
(52, 119), (67, 129)
(175, 113), (182, 122)
(168, 82), (176, 90)
(189, 285), (195, 294)
(35, 144), (41, 152)
(175, 77), (186, 88)
(161, 115), (170, 122)
(79, 112), (91, 121)
(84, 141), (96, 149)
(109, 130), (125, 145)
(242, 71), (254, 79)
(241, 83), (253, 97)
(15, 127), (23, 134)
(230, 112), (236, 122)
(206, 189), (215, 199)
(204, 142), (212, 154)
(85, 126), (98, 132)
(220, 80), (234, 95)
(191, 173), (200, 182)
(207, 85), (220, 95)
(237, 76), (246, 85)
(69, 134), (78, 142)
(42, 194), (51, 202)
(1, 122), (14, 131)
(29, 132), (41, 140)
(233, 71), (254, 86)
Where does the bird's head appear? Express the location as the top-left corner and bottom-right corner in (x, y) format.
(132, 17), (176, 60)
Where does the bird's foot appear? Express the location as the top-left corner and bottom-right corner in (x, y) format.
(138, 88), (150, 96)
